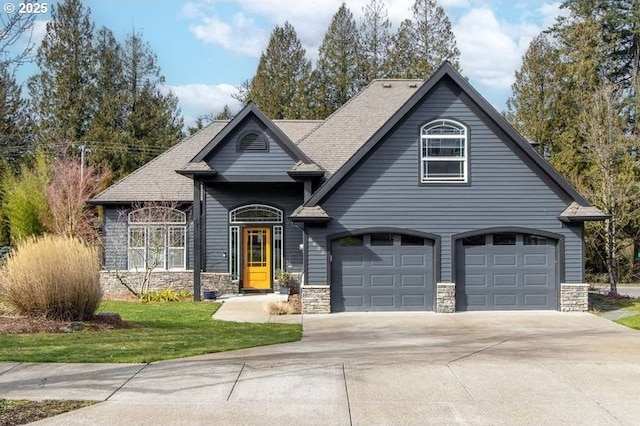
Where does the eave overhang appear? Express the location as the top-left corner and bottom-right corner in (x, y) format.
(558, 202), (610, 222)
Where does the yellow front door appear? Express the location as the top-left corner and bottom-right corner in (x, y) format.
(242, 227), (271, 289)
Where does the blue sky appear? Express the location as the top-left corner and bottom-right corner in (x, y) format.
(16, 0), (568, 126)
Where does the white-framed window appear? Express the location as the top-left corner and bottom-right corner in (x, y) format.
(229, 204), (283, 223)
(421, 119), (467, 183)
(127, 207), (187, 271)
(229, 226), (240, 281)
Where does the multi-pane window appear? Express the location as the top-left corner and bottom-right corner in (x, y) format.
(421, 119), (467, 182)
(128, 208), (186, 271)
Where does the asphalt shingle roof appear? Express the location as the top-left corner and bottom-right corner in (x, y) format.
(296, 79), (422, 174)
(91, 120), (321, 203)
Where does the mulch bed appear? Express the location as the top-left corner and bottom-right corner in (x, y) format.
(0, 312), (134, 335)
(0, 399), (94, 426)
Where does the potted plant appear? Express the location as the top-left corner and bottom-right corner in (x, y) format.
(276, 269), (294, 294)
(203, 290), (218, 300)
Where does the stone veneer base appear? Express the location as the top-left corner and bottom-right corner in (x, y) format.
(302, 285), (330, 314)
(436, 283), (456, 313)
(560, 283), (589, 312)
(100, 271), (237, 298)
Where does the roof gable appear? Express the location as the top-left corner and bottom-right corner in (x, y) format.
(300, 62), (595, 212)
(91, 118), (320, 204)
(190, 102), (314, 166)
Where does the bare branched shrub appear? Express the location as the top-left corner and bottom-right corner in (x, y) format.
(44, 158), (111, 244)
(0, 235), (102, 320)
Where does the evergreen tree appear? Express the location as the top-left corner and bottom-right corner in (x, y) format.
(0, 67), (32, 166)
(86, 27), (126, 176)
(505, 34), (561, 159)
(187, 106), (235, 135)
(215, 105), (234, 120)
(359, 0), (392, 83)
(104, 30), (183, 177)
(28, 0), (96, 145)
(314, 3), (362, 118)
(386, 0), (460, 78)
(508, 0), (640, 286)
(246, 22), (312, 119)
(411, 0), (460, 73)
(385, 19), (416, 78)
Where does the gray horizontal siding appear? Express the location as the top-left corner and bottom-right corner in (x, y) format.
(307, 79), (584, 285)
(204, 183), (305, 274)
(208, 117), (296, 176)
(103, 207), (127, 270)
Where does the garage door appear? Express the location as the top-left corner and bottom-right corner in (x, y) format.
(456, 233), (557, 311)
(331, 233), (434, 312)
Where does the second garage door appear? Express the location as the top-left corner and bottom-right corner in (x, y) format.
(331, 233), (434, 312)
(455, 232), (558, 311)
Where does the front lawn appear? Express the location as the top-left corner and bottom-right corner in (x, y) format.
(0, 301), (302, 363)
(590, 292), (640, 330)
(614, 301), (640, 330)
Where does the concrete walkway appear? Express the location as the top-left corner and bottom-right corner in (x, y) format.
(212, 293), (302, 324)
(1, 295), (640, 425)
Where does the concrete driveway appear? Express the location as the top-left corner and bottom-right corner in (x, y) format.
(2, 307), (640, 425)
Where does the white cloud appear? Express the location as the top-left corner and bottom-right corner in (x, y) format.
(183, 0), (416, 59)
(188, 12), (267, 57)
(179, 0), (566, 111)
(166, 83), (242, 125)
(31, 19), (49, 46)
(453, 7), (544, 91)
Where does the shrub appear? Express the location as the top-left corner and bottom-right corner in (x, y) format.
(140, 289), (191, 303)
(265, 301), (296, 315)
(0, 235), (102, 320)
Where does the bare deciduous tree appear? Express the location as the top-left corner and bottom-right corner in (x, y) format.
(0, 1), (37, 70)
(579, 82), (640, 292)
(44, 158), (111, 244)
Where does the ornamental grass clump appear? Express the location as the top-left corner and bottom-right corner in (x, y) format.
(0, 235), (102, 321)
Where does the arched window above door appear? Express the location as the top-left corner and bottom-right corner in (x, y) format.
(229, 204), (283, 223)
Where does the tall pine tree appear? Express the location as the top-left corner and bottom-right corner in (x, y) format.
(386, 0), (460, 78)
(86, 27), (126, 177)
(505, 34), (561, 159)
(314, 3), (362, 118)
(0, 68), (31, 166)
(246, 22), (312, 119)
(28, 0), (96, 146)
(359, 0), (392, 83)
(116, 30), (183, 175)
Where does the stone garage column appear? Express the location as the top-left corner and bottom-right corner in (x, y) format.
(560, 283), (589, 312)
(302, 285), (330, 314)
(436, 283), (456, 313)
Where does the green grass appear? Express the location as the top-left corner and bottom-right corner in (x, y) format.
(0, 301), (302, 363)
(614, 299), (640, 330)
(617, 314), (640, 329)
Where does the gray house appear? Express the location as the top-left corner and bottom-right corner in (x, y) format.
(92, 62), (606, 313)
